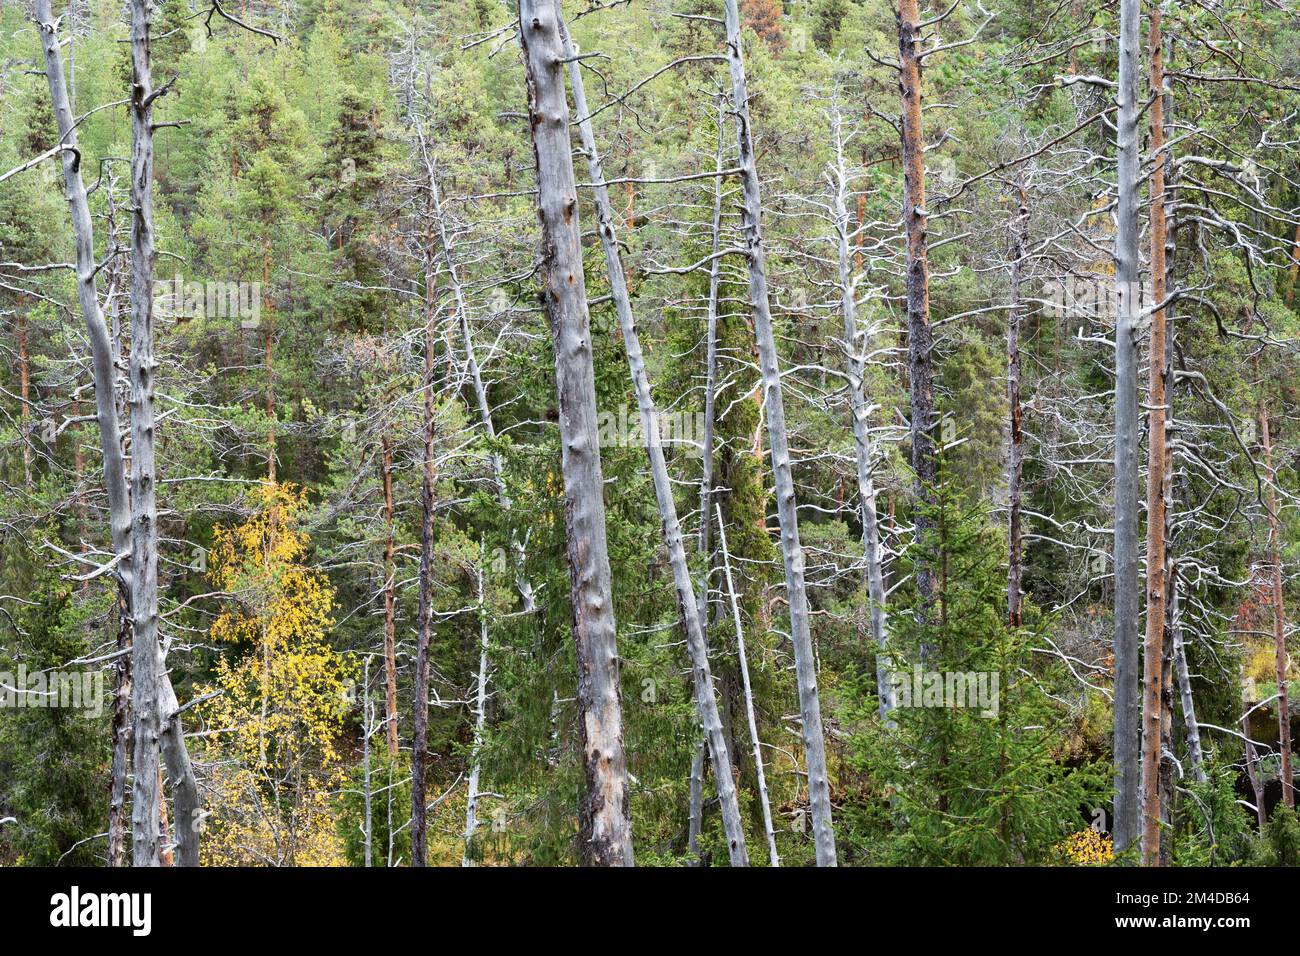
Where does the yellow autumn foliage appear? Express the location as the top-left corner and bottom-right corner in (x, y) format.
(196, 483), (355, 866)
(1057, 827), (1114, 865)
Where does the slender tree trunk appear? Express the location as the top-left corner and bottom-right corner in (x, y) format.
(563, 19), (748, 866)
(462, 550), (490, 866)
(519, 0), (633, 866)
(1286, 222), (1300, 309)
(696, 96), (727, 629)
(687, 100), (727, 856)
(686, 740), (706, 864)
(380, 434), (400, 757)
(18, 309), (32, 488)
(1171, 584), (1205, 783)
(1261, 401), (1293, 809)
(425, 153), (536, 612)
(1111, 0), (1143, 854)
(722, 0), (836, 866)
(1007, 185), (1029, 629)
(1140, 5), (1169, 866)
(107, 593), (131, 867)
(410, 235), (438, 866)
(897, 0), (938, 624)
(1244, 715), (1267, 827)
(262, 246), (276, 483)
(363, 658), (373, 867)
(831, 96), (893, 720)
(718, 505), (780, 866)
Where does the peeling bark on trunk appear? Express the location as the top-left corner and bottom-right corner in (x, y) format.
(722, 0), (836, 866)
(563, 19), (748, 866)
(1111, 0), (1143, 854)
(519, 0), (633, 866)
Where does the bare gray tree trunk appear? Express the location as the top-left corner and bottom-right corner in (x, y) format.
(519, 0), (633, 866)
(718, 505), (780, 866)
(562, 19), (748, 866)
(688, 100), (727, 853)
(420, 136), (536, 610)
(1007, 185), (1029, 630)
(36, 0), (199, 867)
(107, 596), (130, 866)
(696, 95), (727, 629)
(831, 94), (893, 721)
(1171, 588), (1206, 783)
(463, 551), (490, 866)
(721, 0), (836, 867)
(410, 226), (438, 866)
(1243, 715), (1267, 827)
(686, 740), (705, 864)
(126, 0), (164, 867)
(363, 657), (373, 868)
(1111, 0), (1143, 854)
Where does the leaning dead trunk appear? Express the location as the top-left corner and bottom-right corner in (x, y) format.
(410, 233), (438, 866)
(562, 18), (748, 866)
(688, 100), (728, 855)
(718, 505), (780, 866)
(519, 0), (633, 866)
(830, 95), (893, 721)
(722, 0), (835, 865)
(1111, 0), (1143, 854)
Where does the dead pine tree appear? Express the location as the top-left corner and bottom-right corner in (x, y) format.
(519, 0), (633, 866)
(1139, 2), (1169, 867)
(719, 0), (836, 865)
(561, 16), (749, 867)
(1111, 0), (1143, 855)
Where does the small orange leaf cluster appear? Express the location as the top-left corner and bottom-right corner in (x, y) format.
(1058, 828), (1114, 865)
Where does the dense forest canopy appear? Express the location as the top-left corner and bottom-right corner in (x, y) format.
(0, 0), (1297, 868)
